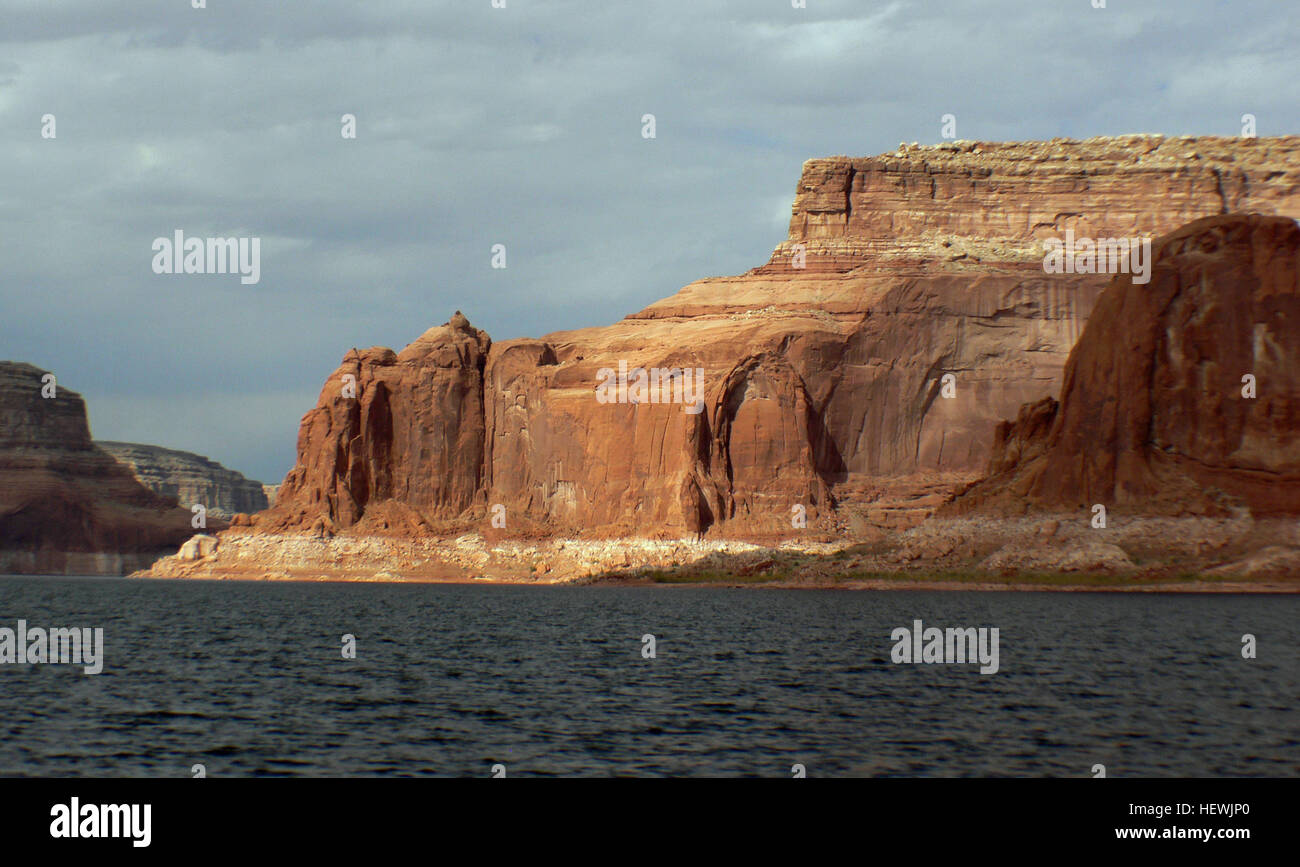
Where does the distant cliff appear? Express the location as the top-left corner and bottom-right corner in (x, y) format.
(98, 441), (268, 519)
(0, 362), (195, 574)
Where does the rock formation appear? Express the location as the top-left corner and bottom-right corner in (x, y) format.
(99, 441), (268, 519)
(0, 362), (197, 574)
(246, 136), (1298, 540)
(262, 312), (491, 534)
(946, 214), (1300, 517)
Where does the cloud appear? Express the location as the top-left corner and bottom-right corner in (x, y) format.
(0, 0), (1295, 481)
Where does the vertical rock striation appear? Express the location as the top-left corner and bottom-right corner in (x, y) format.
(262, 312), (490, 533)
(947, 215), (1300, 517)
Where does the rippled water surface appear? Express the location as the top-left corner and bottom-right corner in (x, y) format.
(0, 577), (1295, 777)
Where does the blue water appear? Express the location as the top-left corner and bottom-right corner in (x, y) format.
(0, 577), (1295, 777)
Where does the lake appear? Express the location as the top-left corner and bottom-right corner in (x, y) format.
(0, 577), (1295, 777)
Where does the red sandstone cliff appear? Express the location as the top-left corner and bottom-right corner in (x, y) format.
(0, 362), (198, 574)
(255, 135), (1300, 539)
(262, 312), (490, 535)
(946, 214), (1300, 517)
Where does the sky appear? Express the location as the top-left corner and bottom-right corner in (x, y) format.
(1, 0), (1296, 483)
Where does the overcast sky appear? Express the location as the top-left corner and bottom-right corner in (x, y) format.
(1, 0), (1296, 483)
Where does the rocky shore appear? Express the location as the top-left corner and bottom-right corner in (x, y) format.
(139, 511), (1298, 590)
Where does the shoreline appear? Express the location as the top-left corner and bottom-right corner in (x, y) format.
(118, 514), (1300, 592)
(85, 571), (1299, 593)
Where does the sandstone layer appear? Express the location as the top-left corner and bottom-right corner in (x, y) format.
(99, 441), (268, 520)
(946, 214), (1300, 518)
(250, 135), (1300, 542)
(0, 362), (197, 574)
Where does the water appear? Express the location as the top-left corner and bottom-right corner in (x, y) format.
(0, 576), (1295, 777)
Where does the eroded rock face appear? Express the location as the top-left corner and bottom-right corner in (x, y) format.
(0, 362), (196, 574)
(260, 312), (490, 532)
(98, 441), (267, 519)
(257, 136), (1300, 537)
(480, 342), (834, 536)
(947, 215), (1300, 517)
